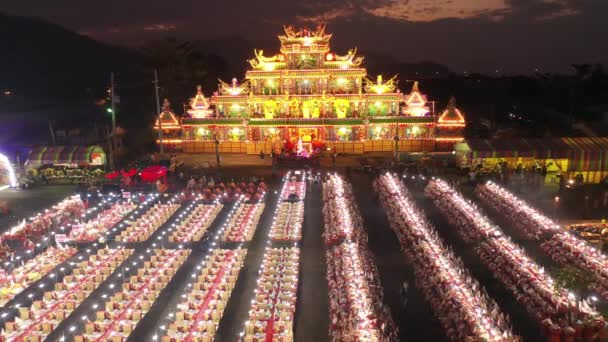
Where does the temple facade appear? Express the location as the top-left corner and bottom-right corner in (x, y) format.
(156, 25), (465, 154)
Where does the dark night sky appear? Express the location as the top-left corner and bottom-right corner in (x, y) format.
(2, 0), (607, 74)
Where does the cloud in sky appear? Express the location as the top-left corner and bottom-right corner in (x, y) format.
(1, 0), (605, 73)
(297, 0), (582, 23)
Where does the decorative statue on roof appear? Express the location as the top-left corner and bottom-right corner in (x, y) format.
(364, 74), (398, 94)
(162, 98), (171, 113)
(218, 78), (250, 96)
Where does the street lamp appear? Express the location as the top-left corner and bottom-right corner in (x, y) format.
(553, 196), (560, 221)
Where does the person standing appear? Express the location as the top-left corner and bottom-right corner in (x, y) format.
(400, 281), (409, 310)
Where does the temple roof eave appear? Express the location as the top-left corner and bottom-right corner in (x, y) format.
(181, 116), (435, 126)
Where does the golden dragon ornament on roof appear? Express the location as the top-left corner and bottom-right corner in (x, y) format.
(218, 78), (250, 96)
(364, 75), (398, 94)
(249, 49), (285, 69)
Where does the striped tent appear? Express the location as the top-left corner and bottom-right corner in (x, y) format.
(25, 145), (106, 169)
(467, 138), (578, 160)
(465, 137), (608, 182)
(562, 137), (608, 173)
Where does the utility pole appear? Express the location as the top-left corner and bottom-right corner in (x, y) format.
(48, 119), (56, 145)
(154, 69), (164, 154)
(214, 133), (221, 170)
(108, 72), (116, 170)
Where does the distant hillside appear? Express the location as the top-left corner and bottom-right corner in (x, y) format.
(0, 12), (144, 100)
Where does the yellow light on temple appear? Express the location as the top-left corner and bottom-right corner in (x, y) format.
(374, 126), (382, 133)
(231, 127), (241, 135)
(338, 127), (348, 135)
(337, 78), (347, 85)
(197, 128), (207, 136)
(268, 128), (277, 134)
(262, 63), (275, 71)
(374, 101), (382, 107)
(412, 126), (420, 134)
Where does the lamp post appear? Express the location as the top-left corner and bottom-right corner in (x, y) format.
(393, 134), (399, 162)
(554, 196), (560, 221)
(214, 133), (221, 170)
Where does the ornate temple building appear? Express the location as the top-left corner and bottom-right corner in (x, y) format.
(156, 25), (465, 154)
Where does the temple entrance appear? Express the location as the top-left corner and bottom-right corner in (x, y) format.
(285, 127), (322, 154)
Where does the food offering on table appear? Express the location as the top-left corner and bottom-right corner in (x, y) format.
(475, 182), (560, 240)
(564, 223), (608, 244)
(68, 202), (137, 242)
(169, 203), (223, 243)
(280, 181), (305, 201)
(477, 182), (608, 302)
(0, 248), (133, 341)
(269, 202), (303, 242)
(425, 179), (503, 243)
(322, 175), (368, 246)
(192, 180), (267, 203)
(242, 247), (300, 342)
(163, 248), (246, 341)
(116, 203), (180, 243)
(1, 196), (84, 243)
(75, 249), (190, 341)
(426, 179), (606, 339)
(375, 173), (515, 341)
(0, 246), (77, 307)
(322, 174), (398, 342)
(221, 202), (265, 243)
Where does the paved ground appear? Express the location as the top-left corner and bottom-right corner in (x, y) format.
(1, 169), (606, 342)
(350, 173), (447, 342)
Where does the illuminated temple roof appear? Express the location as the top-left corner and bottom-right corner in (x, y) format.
(154, 99), (181, 130)
(403, 82), (430, 116)
(246, 24), (364, 73)
(438, 96), (466, 127)
(187, 85), (213, 118)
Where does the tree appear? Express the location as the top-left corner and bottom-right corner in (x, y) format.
(141, 38), (209, 114)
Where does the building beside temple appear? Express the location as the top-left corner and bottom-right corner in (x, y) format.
(156, 25), (465, 154)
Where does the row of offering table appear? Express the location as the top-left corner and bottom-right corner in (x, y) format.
(374, 173), (515, 341)
(168, 202), (223, 243)
(426, 179), (606, 341)
(269, 202), (303, 242)
(239, 172), (305, 342)
(116, 203), (181, 243)
(322, 174), (398, 342)
(76, 248), (190, 341)
(163, 248), (246, 341)
(321, 175), (366, 247)
(0, 246), (77, 308)
(1, 196), (84, 245)
(68, 202), (137, 243)
(477, 182), (608, 301)
(0, 195), (85, 263)
(1, 248), (133, 341)
(221, 202), (265, 243)
(0, 173), (313, 342)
